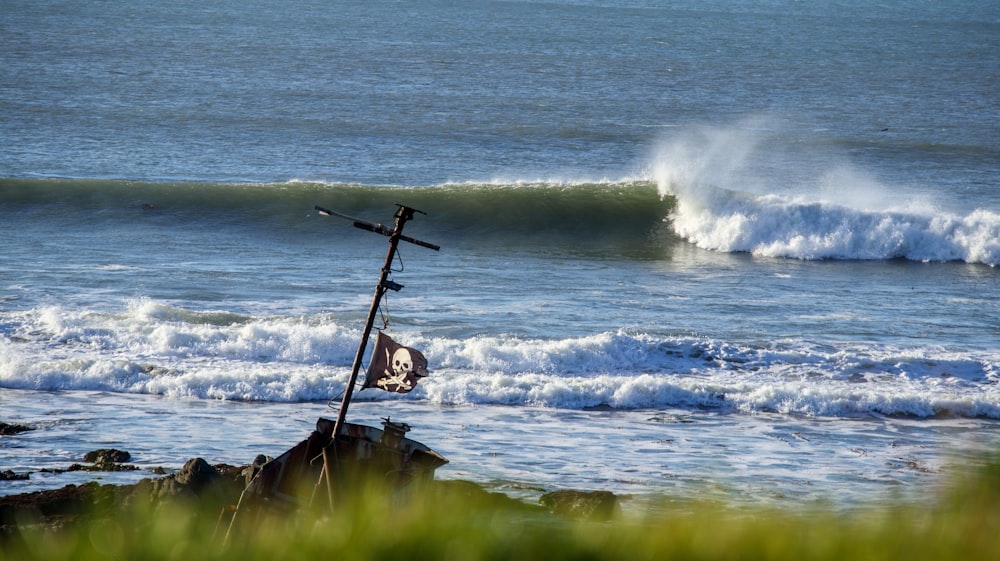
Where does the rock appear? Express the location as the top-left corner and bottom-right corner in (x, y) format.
(0, 482), (122, 531)
(539, 490), (621, 521)
(0, 470), (29, 481)
(174, 457), (217, 489)
(429, 479), (544, 513)
(244, 454), (272, 486)
(143, 458), (244, 507)
(67, 462), (140, 473)
(84, 449), (131, 465)
(1, 459), (249, 533)
(150, 457), (216, 500)
(61, 449), (138, 472)
(0, 422), (34, 436)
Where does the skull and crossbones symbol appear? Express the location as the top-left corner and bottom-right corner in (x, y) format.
(376, 347), (417, 391)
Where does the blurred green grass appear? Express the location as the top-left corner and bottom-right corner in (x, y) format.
(3, 456), (998, 561)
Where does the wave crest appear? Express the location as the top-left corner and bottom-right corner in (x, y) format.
(665, 185), (999, 264)
(652, 123), (999, 265)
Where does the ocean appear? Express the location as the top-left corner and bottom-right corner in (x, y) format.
(2, 0), (998, 510)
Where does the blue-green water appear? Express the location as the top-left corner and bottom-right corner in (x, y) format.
(2, 0), (998, 507)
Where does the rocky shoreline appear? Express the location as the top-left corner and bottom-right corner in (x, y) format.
(0, 453), (248, 533)
(1, 445), (621, 534)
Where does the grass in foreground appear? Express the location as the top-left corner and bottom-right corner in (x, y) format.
(2, 457), (999, 561)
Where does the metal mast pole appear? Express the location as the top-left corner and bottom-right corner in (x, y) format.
(314, 203), (438, 434)
(312, 204), (438, 509)
(331, 206), (410, 438)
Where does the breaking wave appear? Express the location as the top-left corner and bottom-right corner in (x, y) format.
(661, 183), (999, 264)
(2, 301), (997, 418)
(652, 123), (1000, 266)
(4, 164), (997, 265)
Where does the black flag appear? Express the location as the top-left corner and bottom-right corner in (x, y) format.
(363, 332), (429, 393)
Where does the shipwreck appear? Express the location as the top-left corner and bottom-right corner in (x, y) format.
(224, 204), (448, 534)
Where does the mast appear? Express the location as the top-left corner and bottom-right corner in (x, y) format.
(315, 204), (439, 437)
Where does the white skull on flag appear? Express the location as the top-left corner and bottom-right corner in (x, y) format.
(364, 332), (428, 393)
(392, 347), (414, 377)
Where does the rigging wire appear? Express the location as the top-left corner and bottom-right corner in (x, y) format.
(325, 227), (413, 410)
(379, 287), (390, 330)
(393, 246), (405, 273)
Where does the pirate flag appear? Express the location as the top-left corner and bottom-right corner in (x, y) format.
(363, 331), (429, 393)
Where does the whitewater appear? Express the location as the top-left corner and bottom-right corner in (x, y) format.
(1, 297), (998, 417)
(652, 124), (1000, 265)
(3, 0), (999, 509)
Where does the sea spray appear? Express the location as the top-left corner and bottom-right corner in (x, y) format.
(652, 125), (1000, 265)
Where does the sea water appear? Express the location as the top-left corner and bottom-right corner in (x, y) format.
(1, 0), (998, 509)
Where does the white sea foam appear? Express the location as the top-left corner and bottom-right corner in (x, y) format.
(664, 186), (1000, 264)
(2, 302), (997, 418)
(652, 124), (1000, 265)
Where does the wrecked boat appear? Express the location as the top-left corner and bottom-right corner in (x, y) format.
(244, 417), (448, 506)
(225, 205), (447, 531)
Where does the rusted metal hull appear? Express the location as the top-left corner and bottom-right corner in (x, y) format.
(244, 417), (448, 506)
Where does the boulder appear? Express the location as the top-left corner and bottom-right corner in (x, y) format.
(0, 470), (29, 481)
(84, 449), (131, 465)
(149, 457), (218, 500)
(0, 422), (34, 436)
(244, 454), (272, 486)
(65, 449), (138, 472)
